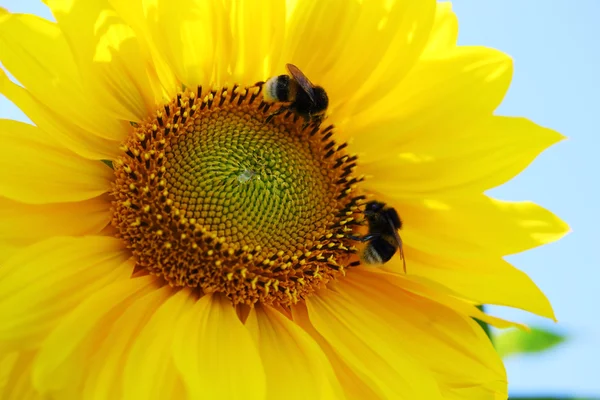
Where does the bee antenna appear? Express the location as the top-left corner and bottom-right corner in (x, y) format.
(399, 245), (407, 274)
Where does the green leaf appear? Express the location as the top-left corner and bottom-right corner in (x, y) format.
(475, 305), (492, 341)
(494, 326), (567, 358)
(101, 159), (114, 169)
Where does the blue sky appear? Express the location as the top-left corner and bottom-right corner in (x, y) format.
(1, 0), (598, 397)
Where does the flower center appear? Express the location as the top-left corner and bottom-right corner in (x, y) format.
(111, 84), (364, 305)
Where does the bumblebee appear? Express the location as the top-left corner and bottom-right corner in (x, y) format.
(263, 63), (329, 127)
(348, 200), (407, 273)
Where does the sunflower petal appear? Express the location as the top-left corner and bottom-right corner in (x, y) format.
(423, 1), (458, 55)
(245, 305), (344, 399)
(325, 270), (508, 399)
(47, 0), (158, 121)
(275, 0), (356, 81)
(0, 11), (128, 141)
(0, 70), (120, 160)
(106, 0), (178, 98)
(334, 0), (437, 124)
(172, 294), (266, 400)
(0, 237), (129, 350)
(229, 0), (286, 83)
(399, 194), (570, 258)
(111, 0), (228, 88)
(306, 288), (444, 399)
(122, 288), (191, 400)
(362, 267), (528, 330)
(350, 46), (513, 137)
(0, 119), (112, 204)
(82, 286), (181, 400)
(360, 116), (565, 196)
(0, 195), (110, 245)
(291, 304), (384, 400)
(284, 0), (436, 124)
(0, 241), (21, 264)
(0, 352), (42, 400)
(0, 352), (19, 393)
(384, 250), (555, 320)
(32, 275), (157, 394)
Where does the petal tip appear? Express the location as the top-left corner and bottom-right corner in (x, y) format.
(555, 219), (572, 241)
(545, 128), (568, 146)
(543, 304), (558, 323)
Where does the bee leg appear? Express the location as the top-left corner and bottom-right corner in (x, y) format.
(346, 233), (380, 242)
(265, 107), (286, 124)
(312, 114), (324, 129)
(302, 113), (315, 130)
(301, 114), (316, 130)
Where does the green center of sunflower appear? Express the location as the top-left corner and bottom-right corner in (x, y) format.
(110, 84), (364, 305)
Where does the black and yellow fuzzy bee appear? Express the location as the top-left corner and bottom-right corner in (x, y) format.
(348, 200), (407, 273)
(263, 63), (329, 127)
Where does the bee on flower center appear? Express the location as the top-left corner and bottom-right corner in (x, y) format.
(263, 63), (329, 128)
(348, 200), (407, 273)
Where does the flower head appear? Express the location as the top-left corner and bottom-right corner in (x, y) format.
(0, 1), (568, 399)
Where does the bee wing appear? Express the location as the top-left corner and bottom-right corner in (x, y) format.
(385, 214), (407, 273)
(286, 63), (316, 104)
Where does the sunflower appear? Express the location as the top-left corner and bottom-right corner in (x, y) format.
(0, 0), (568, 399)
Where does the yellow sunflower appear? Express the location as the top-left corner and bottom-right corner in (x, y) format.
(0, 0), (568, 399)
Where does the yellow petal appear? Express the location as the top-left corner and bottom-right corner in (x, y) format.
(360, 116), (565, 196)
(281, 0), (353, 77)
(246, 305), (344, 400)
(330, 270), (509, 398)
(350, 46), (513, 138)
(0, 69), (120, 160)
(123, 288), (192, 400)
(0, 352), (19, 393)
(0, 241), (20, 264)
(333, 0), (437, 124)
(0, 11), (128, 141)
(398, 194), (570, 258)
(291, 304), (384, 400)
(228, 0), (285, 83)
(178, 0), (231, 86)
(32, 275), (157, 394)
(362, 267), (527, 330)
(46, 0), (158, 121)
(0, 351), (43, 400)
(385, 249), (555, 320)
(283, 0), (436, 125)
(0, 119), (113, 204)
(0, 236), (129, 350)
(0, 195), (110, 245)
(112, 0), (228, 88)
(423, 2), (458, 55)
(306, 289), (444, 399)
(82, 285), (176, 400)
(107, 0), (178, 99)
(172, 294), (266, 400)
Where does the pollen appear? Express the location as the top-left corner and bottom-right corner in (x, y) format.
(110, 84), (365, 306)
